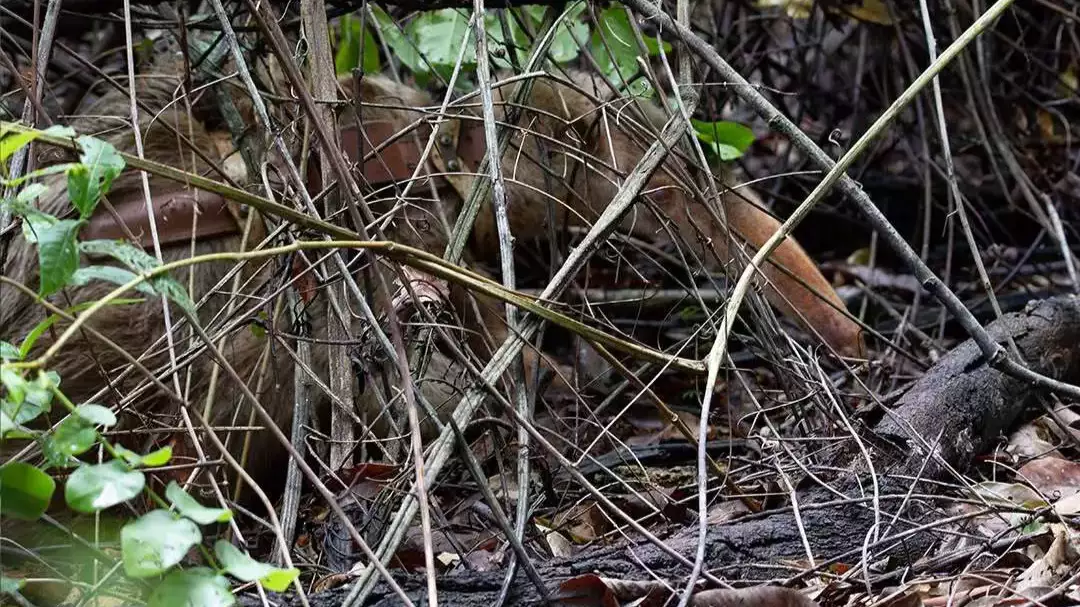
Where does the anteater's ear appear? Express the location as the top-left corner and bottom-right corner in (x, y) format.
(722, 187), (865, 358)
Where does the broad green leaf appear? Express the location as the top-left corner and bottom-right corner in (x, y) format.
(148, 568), (234, 607)
(17, 205), (58, 245)
(336, 14), (381, 75)
(590, 7), (640, 82)
(485, 12), (530, 70)
(42, 415), (98, 465)
(0, 131), (39, 163)
(166, 481), (233, 525)
(71, 266), (155, 297)
(547, 3), (589, 64)
(15, 183), (47, 204)
(115, 445), (173, 468)
(371, 5), (426, 74)
(64, 460), (145, 513)
(215, 540), (299, 592)
(121, 510), (202, 578)
(76, 241), (196, 315)
(0, 461), (55, 520)
(19, 315), (59, 360)
(2, 162), (78, 189)
(37, 219), (81, 297)
(692, 119), (755, 161)
(410, 9), (476, 73)
(79, 239), (159, 272)
(0, 410), (18, 437)
(1, 370), (55, 424)
(74, 404), (117, 427)
(1, 368), (26, 405)
(589, 5), (669, 83)
(67, 136), (125, 218)
(0, 342), (19, 361)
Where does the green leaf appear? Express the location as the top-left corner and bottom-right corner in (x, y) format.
(76, 241), (196, 316)
(1, 575), (26, 594)
(166, 481), (233, 525)
(74, 403), (117, 427)
(64, 460), (145, 513)
(16, 183), (47, 205)
(2, 162), (79, 189)
(335, 15), (381, 75)
(70, 266), (155, 298)
(41, 414), (98, 466)
(0, 341), (21, 361)
(121, 509), (202, 578)
(79, 239), (159, 272)
(116, 445), (173, 468)
(17, 205), (58, 245)
(1, 370), (55, 424)
(691, 119), (755, 161)
(0, 131), (40, 163)
(37, 219), (81, 297)
(148, 568), (234, 607)
(67, 136), (125, 218)
(588, 5), (668, 84)
(0, 124), (69, 164)
(547, 3), (589, 64)
(149, 276), (197, 317)
(484, 12), (528, 70)
(371, 5), (426, 74)
(590, 7), (640, 83)
(0, 462), (56, 520)
(215, 540), (299, 592)
(0, 368), (26, 406)
(18, 314), (59, 360)
(409, 9), (476, 74)
(0, 410), (19, 437)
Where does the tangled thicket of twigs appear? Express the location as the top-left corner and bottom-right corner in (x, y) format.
(2, 0), (1080, 605)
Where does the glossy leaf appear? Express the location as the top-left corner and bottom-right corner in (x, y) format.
(42, 415), (98, 466)
(336, 14), (381, 75)
(121, 510), (202, 578)
(147, 568), (234, 607)
(166, 481), (233, 525)
(1, 370), (56, 425)
(67, 136), (124, 218)
(115, 445), (173, 468)
(371, 5), (426, 74)
(0, 461), (55, 520)
(0, 341), (20, 361)
(65, 460), (145, 513)
(74, 403), (117, 427)
(215, 540), (299, 592)
(37, 219), (81, 297)
(410, 9), (476, 71)
(692, 119), (755, 161)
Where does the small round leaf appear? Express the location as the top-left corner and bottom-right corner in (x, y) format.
(64, 460), (144, 513)
(121, 510), (202, 578)
(0, 462), (55, 520)
(115, 445), (173, 468)
(215, 540), (299, 592)
(74, 404), (117, 427)
(42, 416), (97, 465)
(147, 568), (234, 607)
(165, 482), (232, 525)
